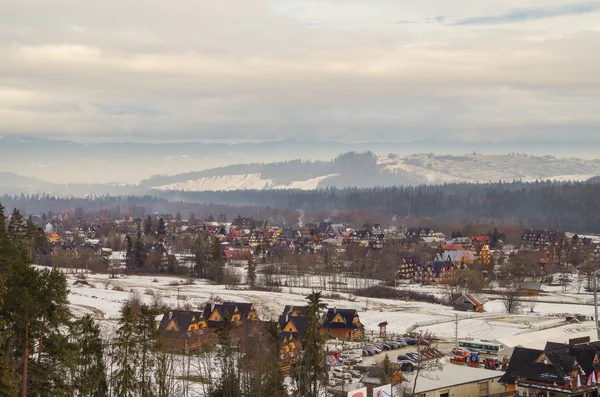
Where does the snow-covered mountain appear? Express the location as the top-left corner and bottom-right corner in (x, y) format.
(3, 151), (599, 195)
(148, 152), (600, 192)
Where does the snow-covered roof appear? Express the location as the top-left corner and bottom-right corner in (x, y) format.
(497, 322), (598, 351)
(403, 357), (504, 394)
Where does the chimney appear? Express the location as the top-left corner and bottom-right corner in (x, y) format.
(211, 303), (215, 312)
(168, 311), (173, 320)
(285, 313), (289, 323)
(333, 307), (337, 314)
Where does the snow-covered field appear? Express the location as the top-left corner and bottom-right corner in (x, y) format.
(64, 270), (600, 344)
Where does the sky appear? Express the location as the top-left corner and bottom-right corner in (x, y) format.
(0, 0), (599, 143)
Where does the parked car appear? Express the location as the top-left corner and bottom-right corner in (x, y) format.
(342, 358), (358, 366)
(332, 368), (351, 380)
(406, 352), (421, 362)
(362, 349), (374, 356)
(398, 360), (415, 372)
(347, 370), (362, 378)
(397, 355), (416, 363)
(382, 343), (393, 351)
(365, 345), (381, 354)
(351, 356), (363, 363)
(405, 339), (418, 346)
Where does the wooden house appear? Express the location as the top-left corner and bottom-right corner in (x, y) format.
(321, 308), (363, 340)
(158, 310), (211, 350)
(202, 302), (259, 330)
(521, 281), (542, 296)
(501, 341), (600, 396)
(453, 293), (485, 312)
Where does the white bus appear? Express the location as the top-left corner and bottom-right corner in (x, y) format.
(458, 339), (503, 354)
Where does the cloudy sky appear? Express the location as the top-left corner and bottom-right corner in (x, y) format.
(0, 0), (599, 143)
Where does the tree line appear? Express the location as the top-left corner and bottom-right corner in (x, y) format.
(5, 179), (600, 232)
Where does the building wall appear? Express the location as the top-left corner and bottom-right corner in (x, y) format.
(419, 377), (505, 397)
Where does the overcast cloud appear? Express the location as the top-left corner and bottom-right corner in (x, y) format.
(0, 0), (599, 143)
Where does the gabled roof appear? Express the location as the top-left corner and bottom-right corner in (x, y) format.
(454, 293), (484, 307)
(202, 301), (256, 327)
(278, 315), (310, 338)
(322, 308), (361, 329)
(521, 281), (542, 291)
(499, 346), (544, 385)
(282, 305), (309, 317)
(158, 310), (205, 337)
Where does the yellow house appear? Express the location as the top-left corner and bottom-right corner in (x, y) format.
(203, 302), (259, 329)
(471, 243), (492, 266)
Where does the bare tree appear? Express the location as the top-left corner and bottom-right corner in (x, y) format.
(222, 267), (241, 290)
(411, 331), (443, 396)
(500, 287), (522, 314)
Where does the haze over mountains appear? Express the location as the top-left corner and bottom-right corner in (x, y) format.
(2, 137), (600, 196)
(2, 135), (600, 186)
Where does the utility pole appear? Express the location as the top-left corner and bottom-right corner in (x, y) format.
(455, 314), (459, 349)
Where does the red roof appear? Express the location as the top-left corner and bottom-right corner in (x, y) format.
(443, 244), (465, 251)
(471, 236), (491, 243)
(466, 294), (483, 306)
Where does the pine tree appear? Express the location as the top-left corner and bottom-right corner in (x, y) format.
(125, 235), (134, 269)
(133, 232), (147, 268)
(144, 216), (153, 236)
(380, 353), (393, 385)
(247, 258), (256, 287)
(0, 278), (18, 395)
(293, 291), (327, 397)
(112, 305), (140, 397)
(71, 315), (108, 397)
(157, 218), (167, 237)
(137, 305), (158, 397)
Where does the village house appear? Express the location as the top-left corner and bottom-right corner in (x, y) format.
(157, 310), (211, 350)
(321, 308), (364, 340)
(453, 293), (485, 312)
(202, 302), (259, 330)
(501, 341), (600, 396)
(414, 260), (455, 285)
(396, 255), (421, 280)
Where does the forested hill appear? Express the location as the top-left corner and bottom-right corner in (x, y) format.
(158, 181), (600, 232)
(143, 151), (600, 192)
(5, 180), (600, 232)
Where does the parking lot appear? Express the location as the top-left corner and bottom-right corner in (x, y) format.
(354, 341), (458, 367)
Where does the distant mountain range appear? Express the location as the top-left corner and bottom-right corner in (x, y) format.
(2, 135), (600, 185)
(2, 151), (600, 196)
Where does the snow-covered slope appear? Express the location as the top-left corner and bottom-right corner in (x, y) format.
(154, 173), (339, 191)
(150, 152), (600, 192)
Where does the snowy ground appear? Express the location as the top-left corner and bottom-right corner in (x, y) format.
(64, 270), (597, 344)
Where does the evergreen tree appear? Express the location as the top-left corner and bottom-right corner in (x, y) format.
(144, 216), (153, 236)
(247, 258), (256, 287)
(2, 261), (69, 397)
(71, 315), (108, 397)
(208, 316), (241, 397)
(157, 218), (167, 237)
(133, 232), (147, 268)
(125, 235), (134, 269)
(7, 209), (26, 256)
(380, 353), (393, 385)
(0, 278), (18, 395)
(137, 305), (158, 397)
(112, 304), (140, 397)
(293, 291), (327, 397)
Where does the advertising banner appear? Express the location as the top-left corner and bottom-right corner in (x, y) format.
(392, 383), (403, 397)
(373, 384), (392, 397)
(347, 387), (368, 397)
